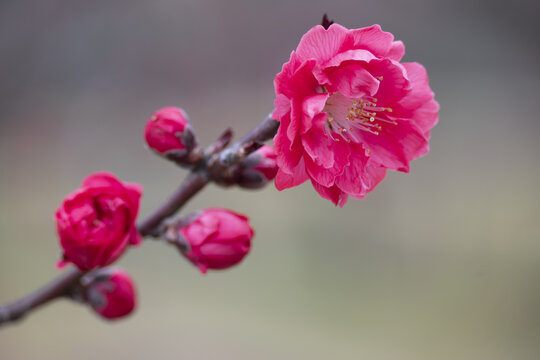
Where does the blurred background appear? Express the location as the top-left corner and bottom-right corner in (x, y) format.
(1, 0), (539, 359)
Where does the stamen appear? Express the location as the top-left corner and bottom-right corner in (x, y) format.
(323, 92), (396, 143)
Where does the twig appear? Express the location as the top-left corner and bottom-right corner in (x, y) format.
(0, 113), (279, 328)
(218, 114), (278, 166)
(136, 170), (210, 237)
(0, 267), (83, 326)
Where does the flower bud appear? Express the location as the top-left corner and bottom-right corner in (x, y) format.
(81, 268), (136, 320)
(144, 106), (199, 163)
(55, 172), (142, 271)
(238, 145), (278, 189)
(169, 208), (254, 274)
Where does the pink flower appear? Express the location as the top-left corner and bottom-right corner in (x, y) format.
(272, 23), (439, 206)
(144, 106), (195, 154)
(178, 208), (254, 273)
(83, 268), (136, 320)
(238, 145), (278, 189)
(55, 172), (142, 271)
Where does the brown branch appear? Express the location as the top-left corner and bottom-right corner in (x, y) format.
(136, 170), (210, 237)
(0, 113), (280, 328)
(218, 114), (279, 166)
(0, 267), (83, 326)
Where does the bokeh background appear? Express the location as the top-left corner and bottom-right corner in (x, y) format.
(1, 0), (539, 359)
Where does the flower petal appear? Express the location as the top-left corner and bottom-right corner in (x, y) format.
(82, 172), (124, 190)
(273, 114), (303, 174)
(360, 121), (429, 172)
(311, 180), (349, 207)
(348, 24), (395, 58)
(396, 62), (440, 135)
(336, 146), (387, 197)
(301, 93), (329, 134)
(296, 24), (351, 62)
(388, 40), (405, 61)
(324, 61), (380, 98)
(274, 53), (318, 100)
(274, 158), (309, 190)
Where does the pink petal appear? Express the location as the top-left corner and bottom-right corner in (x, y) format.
(81, 172), (123, 190)
(397, 62), (440, 134)
(336, 147), (388, 197)
(311, 180), (349, 207)
(365, 58), (410, 104)
(323, 49), (377, 68)
(273, 115), (303, 174)
(304, 155), (340, 187)
(123, 182), (143, 220)
(301, 93), (329, 135)
(287, 99), (302, 142)
(272, 94), (291, 121)
(323, 62), (380, 98)
(274, 158), (309, 190)
(302, 127), (335, 168)
(388, 40), (405, 61)
(127, 226), (142, 246)
(360, 120), (429, 172)
(296, 24), (351, 63)
(274, 53), (318, 100)
(348, 24), (395, 58)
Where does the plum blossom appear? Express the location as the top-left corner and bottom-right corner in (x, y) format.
(55, 172), (142, 270)
(272, 23), (439, 206)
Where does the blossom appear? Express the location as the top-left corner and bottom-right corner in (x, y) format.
(272, 23), (439, 206)
(144, 106), (195, 155)
(176, 208), (254, 273)
(238, 145), (278, 189)
(55, 172), (142, 270)
(82, 268), (136, 320)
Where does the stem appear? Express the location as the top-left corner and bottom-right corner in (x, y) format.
(0, 113), (280, 328)
(0, 173), (209, 328)
(0, 267), (83, 326)
(219, 114), (279, 165)
(136, 170), (209, 237)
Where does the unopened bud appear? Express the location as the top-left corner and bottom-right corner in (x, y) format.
(169, 208), (254, 274)
(81, 268), (136, 320)
(238, 145), (277, 189)
(144, 107), (199, 164)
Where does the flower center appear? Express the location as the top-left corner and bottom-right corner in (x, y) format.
(323, 92), (395, 144)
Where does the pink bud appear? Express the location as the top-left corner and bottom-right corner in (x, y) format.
(55, 172), (142, 271)
(144, 106), (195, 154)
(177, 208), (254, 273)
(82, 268), (136, 320)
(238, 145), (278, 189)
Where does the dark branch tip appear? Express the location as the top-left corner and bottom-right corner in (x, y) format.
(321, 14), (334, 30)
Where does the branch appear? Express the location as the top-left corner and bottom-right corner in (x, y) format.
(218, 114), (279, 166)
(136, 170), (210, 237)
(0, 267), (83, 326)
(0, 113), (280, 328)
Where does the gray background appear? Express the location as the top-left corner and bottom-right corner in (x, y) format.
(1, 0), (539, 359)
